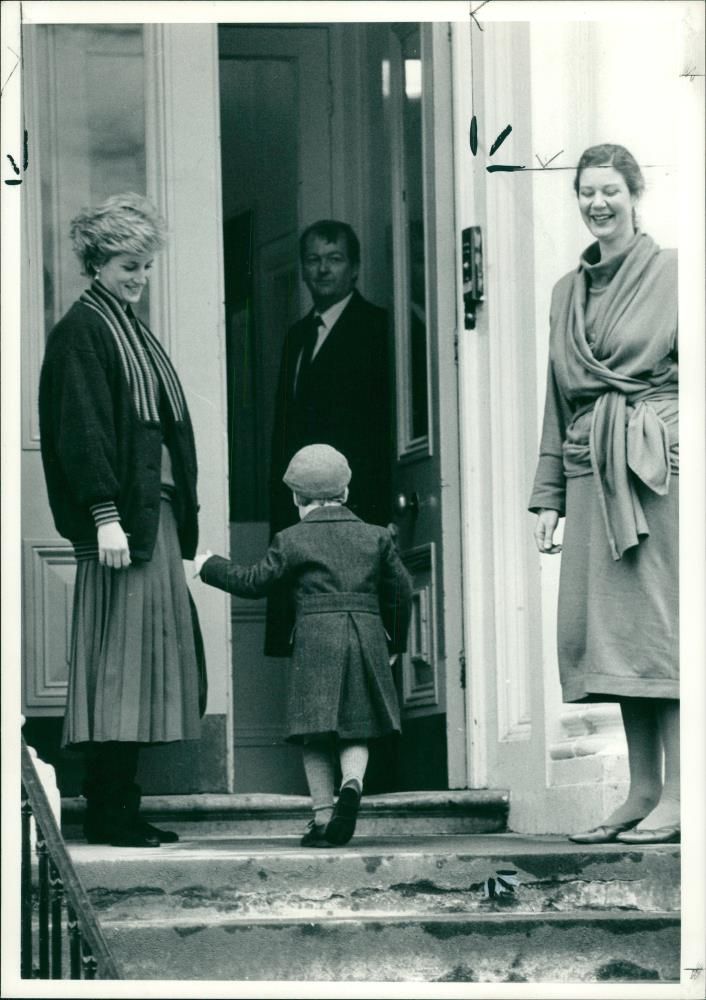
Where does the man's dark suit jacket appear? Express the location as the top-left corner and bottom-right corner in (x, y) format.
(266, 289), (393, 656)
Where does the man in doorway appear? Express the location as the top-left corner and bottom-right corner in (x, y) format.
(266, 220), (393, 656)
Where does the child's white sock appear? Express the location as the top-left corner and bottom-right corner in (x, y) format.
(339, 741), (369, 792)
(302, 742), (335, 826)
(314, 805), (334, 826)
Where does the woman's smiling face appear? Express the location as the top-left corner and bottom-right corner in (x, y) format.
(98, 253), (154, 306)
(577, 165), (637, 252)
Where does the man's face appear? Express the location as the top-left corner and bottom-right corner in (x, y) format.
(301, 234), (358, 310)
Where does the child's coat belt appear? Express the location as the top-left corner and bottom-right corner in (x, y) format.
(297, 593), (379, 614)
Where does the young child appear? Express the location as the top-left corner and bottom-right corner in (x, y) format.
(194, 444), (412, 847)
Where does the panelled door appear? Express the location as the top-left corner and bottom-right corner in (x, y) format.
(385, 23), (467, 790)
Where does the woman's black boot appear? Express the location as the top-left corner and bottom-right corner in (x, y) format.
(82, 742), (159, 848)
(104, 794), (160, 848)
(82, 773), (112, 844)
(124, 782), (179, 844)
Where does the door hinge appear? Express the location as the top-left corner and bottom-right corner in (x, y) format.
(459, 649), (466, 690)
(462, 226), (484, 330)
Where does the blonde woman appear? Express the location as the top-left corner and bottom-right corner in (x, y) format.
(39, 193), (203, 847)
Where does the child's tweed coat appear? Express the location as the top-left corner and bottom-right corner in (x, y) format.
(200, 506), (412, 742)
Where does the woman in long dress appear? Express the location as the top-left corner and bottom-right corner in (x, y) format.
(530, 144), (679, 844)
(39, 193), (203, 847)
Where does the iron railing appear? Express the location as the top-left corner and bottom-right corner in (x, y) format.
(20, 737), (122, 979)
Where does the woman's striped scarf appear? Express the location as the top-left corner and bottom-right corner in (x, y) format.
(80, 281), (188, 424)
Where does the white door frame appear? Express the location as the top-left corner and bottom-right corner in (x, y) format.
(451, 20), (548, 807)
(451, 21), (492, 790)
(144, 23), (233, 787)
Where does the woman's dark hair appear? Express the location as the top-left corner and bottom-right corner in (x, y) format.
(299, 220), (360, 267)
(573, 144), (645, 198)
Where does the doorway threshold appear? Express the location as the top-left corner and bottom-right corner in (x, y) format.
(62, 789), (509, 839)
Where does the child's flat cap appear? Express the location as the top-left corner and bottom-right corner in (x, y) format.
(283, 444), (351, 498)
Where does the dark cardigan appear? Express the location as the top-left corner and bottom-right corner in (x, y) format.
(38, 298), (199, 561)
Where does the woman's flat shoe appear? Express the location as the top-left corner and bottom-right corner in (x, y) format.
(568, 818), (643, 844)
(616, 825), (680, 845)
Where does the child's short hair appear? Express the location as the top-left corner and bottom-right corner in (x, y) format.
(294, 491), (347, 507)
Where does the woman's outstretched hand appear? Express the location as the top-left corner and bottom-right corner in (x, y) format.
(193, 550), (213, 578)
(534, 509), (562, 554)
(97, 521), (131, 569)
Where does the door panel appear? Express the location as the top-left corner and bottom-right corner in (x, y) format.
(22, 540), (75, 710)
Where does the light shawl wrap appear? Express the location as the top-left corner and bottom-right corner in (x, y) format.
(80, 280), (188, 424)
(539, 233), (678, 560)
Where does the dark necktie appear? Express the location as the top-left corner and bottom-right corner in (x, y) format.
(295, 314), (324, 397)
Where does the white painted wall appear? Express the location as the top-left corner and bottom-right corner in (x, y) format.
(145, 24), (231, 741)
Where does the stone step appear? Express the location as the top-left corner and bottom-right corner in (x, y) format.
(70, 834), (681, 922)
(98, 911), (680, 982)
(62, 789), (509, 839)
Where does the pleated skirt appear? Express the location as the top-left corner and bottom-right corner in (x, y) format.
(62, 496), (202, 747)
(557, 473), (679, 703)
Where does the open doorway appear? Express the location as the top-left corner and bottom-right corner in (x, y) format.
(218, 25), (331, 793)
(218, 23), (458, 794)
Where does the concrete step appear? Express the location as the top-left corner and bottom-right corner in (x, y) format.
(67, 832), (680, 982)
(69, 834), (680, 922)
(98, 911), (679, 982)
(62, 789), (509, 839)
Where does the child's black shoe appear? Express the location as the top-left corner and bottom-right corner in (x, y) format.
(300, 820), (330, 847)
(325, 780), (362, 845)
